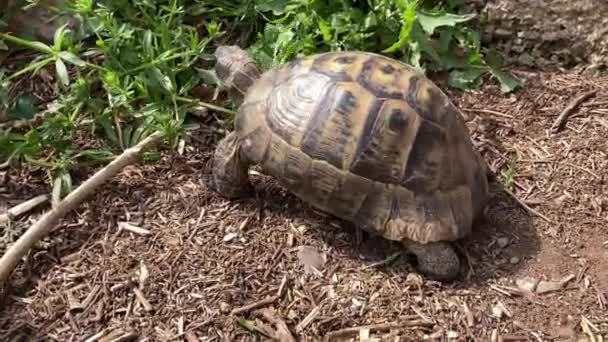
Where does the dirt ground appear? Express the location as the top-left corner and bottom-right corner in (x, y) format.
(1, 1), (608, 341)
(472, 0), (608, 73)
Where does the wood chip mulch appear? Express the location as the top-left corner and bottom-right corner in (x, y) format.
(1, 68), (607, 341)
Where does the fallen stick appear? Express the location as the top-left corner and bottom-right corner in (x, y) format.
(503, 188), (553, 224)
(0, 194), (49, 225)
(323, 320), (433, 341)
(0, 131), (164, 285)
(230, 295), (278, 315)
(551, 90), (596, 133)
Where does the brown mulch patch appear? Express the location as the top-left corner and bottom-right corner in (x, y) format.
(1, 68), (607, 341)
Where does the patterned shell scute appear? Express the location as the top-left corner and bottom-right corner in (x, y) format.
(261, 51), (453, 189)
(234, 50), (488, 243)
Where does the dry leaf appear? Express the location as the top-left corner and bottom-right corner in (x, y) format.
(297, 245), (326, 274)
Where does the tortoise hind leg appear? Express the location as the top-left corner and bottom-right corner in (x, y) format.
(401, 240), (461, 281)
(211, 131), (254, 198)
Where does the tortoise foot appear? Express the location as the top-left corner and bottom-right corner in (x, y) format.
(211, 131), (253, 199)
(403, 240), (461, 281)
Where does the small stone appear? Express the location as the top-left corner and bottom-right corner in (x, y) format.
(405, 273), (424, 286)
(222, 232), (237, 242)
(492, 305), (503, 319)
(517, 53), (535, 66)
(510, 256), (520, 264)
(219, 302), (231, 314)
(495, 258), (507, 265)
(496, 237), (510, 248)
(446, 330), (459, 339)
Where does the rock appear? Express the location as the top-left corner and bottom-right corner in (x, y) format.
(517, 53), (535, 66)
(510, 256), (520, 264)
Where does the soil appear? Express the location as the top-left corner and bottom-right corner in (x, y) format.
(1, 1), (608, 341)
(469, 0), (608, 73)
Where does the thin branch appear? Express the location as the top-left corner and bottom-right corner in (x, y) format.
(503, 188), (553, 224)
(551, 90), (596, 132)
(0, 131), (164, 285)
(323, 320), (433, 341)
(0, 194), (49, 225)
(230, 296), (278, 316)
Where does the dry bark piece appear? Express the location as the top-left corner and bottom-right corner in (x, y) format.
(535, 274), (575, 294)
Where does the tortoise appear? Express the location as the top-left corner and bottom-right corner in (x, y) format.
(210, 45), (490, 281)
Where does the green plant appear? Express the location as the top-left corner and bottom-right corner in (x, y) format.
(0, 0), (519, 202)
(500, 154), (518, 190)
(0, 0), (224, 201)
(244, 0), (521, 92)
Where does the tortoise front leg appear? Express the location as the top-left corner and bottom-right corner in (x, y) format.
(211, 131), (254, 198)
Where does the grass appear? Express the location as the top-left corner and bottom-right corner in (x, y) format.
(0, 0), (521, 201)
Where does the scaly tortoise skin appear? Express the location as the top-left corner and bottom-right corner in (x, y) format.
(211, 45), (490, 281)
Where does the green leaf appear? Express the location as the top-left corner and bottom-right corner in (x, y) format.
(53, 24), (70, 51)
(7, 95), (37, 119)
(150, 67), (174, 93)
(61, 171), (73, 195)
(55, 58), (70, 86)
(318, 18), (332, 43)
(382, 0), (419, 53)
(448, 67), (487, 90)
(143, 30), (153, 58)
(58, 51), (87, 67)
(417, 11), (476, 35)
(29, 41), (54, 54)
(255, 0), (298, 16)
(485, 49), (522, 93)
(52, 175), (63, 207)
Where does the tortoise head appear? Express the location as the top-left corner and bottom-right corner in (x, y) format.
(213, 45), (262, 105)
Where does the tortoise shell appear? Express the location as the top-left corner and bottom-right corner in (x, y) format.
(216, 48), (490, 245)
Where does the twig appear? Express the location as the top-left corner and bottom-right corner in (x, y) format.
(230, 295), (278, 315)
(258, 308), (296, 342)
(296, 305), (321, 333)
(235, 316), (274, 338)
(323, 320), (433, 341)
(503, 188), (553, 224)
(132, 286), (154, 312)
(0, 131), (164, 285)
(463, 108), (514, 119)
(0, 194), (49, 224)
(117, 222), (151, 236)
(551, 90), (596, 132)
